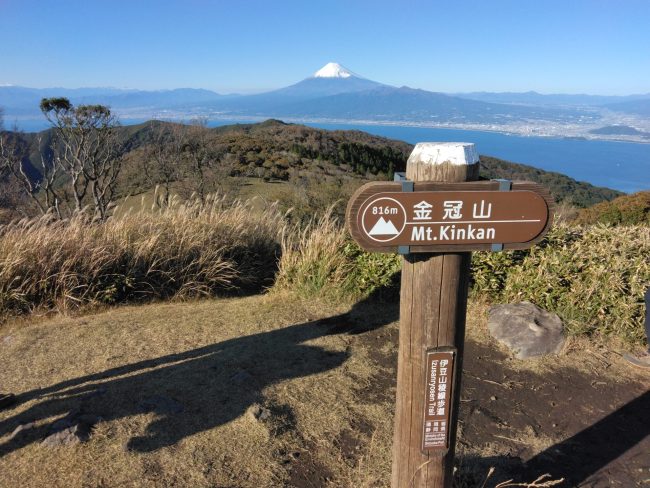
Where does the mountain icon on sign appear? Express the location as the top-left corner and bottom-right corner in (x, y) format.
(368, 217), (399, 236)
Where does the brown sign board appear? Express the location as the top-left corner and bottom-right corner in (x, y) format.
(422, 349), (455, 452)
(346, 180), (553, 253)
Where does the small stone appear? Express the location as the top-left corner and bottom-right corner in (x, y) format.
(490, 396), (497, 401)
(42, 424), (87, 446)
(42, 413), (101, 447)
(248, 404), (271, 421)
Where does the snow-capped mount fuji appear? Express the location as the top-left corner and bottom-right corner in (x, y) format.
(266, 62), (385, 99)
(313, 62), (356, 79)
(208, 62), (386, 113)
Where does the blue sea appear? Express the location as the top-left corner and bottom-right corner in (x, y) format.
(13, 118), (650, 193)
(305, 123), (650, 194)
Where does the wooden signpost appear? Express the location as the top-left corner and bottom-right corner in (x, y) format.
(345, 142), (552, 488)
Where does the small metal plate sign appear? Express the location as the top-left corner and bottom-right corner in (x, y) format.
(346, 180), (553, 253)
(422, 349), (455, 451)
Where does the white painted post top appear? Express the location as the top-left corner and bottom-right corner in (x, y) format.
(407, 142), (479, 166)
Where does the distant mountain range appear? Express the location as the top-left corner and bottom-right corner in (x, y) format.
(2, 62), (650, 133)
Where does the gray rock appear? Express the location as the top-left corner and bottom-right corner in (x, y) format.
(138, 395), (184, 415)
(43, 424), (91, 446)
(488, 302), (565, 359)
(42, 413), (102, 447)
(248, 404), (271, 421)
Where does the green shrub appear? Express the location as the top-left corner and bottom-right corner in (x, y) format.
(341, 241), (401, 297)
(275, 209), (400, 300)
(280, 214), (650, 346)
(470, 249), (527, 297)
(574, 191), (650, 226)
(473, 224), (650, 345)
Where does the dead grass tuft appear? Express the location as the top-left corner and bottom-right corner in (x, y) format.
(0, 194), (285, 318)
(275, 206), (352, 298)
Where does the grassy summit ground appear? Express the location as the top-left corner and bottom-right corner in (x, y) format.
(1, 292), (648, 488)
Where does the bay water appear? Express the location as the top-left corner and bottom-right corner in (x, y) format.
(306, 122), (650, 194)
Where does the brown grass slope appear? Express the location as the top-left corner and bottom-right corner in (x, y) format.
(1, 293), (648, 488)
(574, 190), (650, 225)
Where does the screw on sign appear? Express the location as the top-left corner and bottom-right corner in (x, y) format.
(346, 143), (553, 488)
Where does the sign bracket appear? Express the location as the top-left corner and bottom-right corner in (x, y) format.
(490, 179), (512, 252)
(394, 172), (413, 255)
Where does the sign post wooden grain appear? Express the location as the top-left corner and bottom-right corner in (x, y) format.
(345, 142), (552, 487)
(391, 142), (478, 488)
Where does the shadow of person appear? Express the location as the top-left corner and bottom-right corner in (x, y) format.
(522, 389), (650, 486)
(0, 287), (399, 456)
(456, 390), (650, 487)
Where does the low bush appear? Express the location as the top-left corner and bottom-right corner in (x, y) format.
(574, 190), (650, 226)
(473, 224), (650, 345)
(275, 208), (400, 300)
(0, 194), (284, 317)
(3, 193), (647, 347)
(277, 213), (649, 345)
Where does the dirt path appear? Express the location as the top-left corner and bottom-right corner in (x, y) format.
(352, 300), (650, 488)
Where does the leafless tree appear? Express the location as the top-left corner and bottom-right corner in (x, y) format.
(1, 109), (62, 217)
(40, 97), (122, 221)
(141, 120), (186, 207)
(184, 118), (211, 202)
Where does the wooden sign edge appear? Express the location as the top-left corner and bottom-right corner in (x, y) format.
(345, 180), (555, 253)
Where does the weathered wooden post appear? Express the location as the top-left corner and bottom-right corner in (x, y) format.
(346, 142), (552, 488)
(391, 143), (477, 487)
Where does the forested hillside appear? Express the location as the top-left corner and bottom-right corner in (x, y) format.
(1, 119), (622, 223)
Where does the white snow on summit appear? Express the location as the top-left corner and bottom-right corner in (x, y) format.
(313, 62), (355, 79)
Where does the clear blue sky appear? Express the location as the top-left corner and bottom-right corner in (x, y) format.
(0, 0), (648, 95)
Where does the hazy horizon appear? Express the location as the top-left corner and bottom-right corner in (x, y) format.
(1, 76), (649, 98)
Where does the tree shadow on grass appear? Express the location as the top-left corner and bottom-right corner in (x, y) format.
(0, 287), (399, 456)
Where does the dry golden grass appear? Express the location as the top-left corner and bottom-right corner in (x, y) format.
(1, 193), (648, 487)
(274, 206), (351, 298)
(0, 194), (285, 318)
(0, 292), (395, 488)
